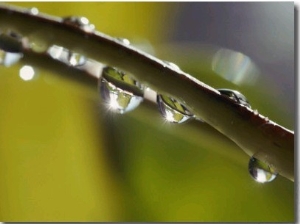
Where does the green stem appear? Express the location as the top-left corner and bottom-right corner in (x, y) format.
(0, 4), (294, 181)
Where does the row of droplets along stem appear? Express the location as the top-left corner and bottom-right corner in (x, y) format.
(0, 13), (278, 183)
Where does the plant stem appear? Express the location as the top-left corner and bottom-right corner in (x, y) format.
(0, 4), (294, 181)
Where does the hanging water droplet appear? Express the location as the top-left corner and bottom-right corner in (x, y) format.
(99, 66), (144, 114)
(218, 88), (251, 108)
(157, 94), (193, 123)
(248, 157), (278, 183)
(67, 51), (86, 67)
(63, 16), (95, 32)
(0, 49), (22, 67)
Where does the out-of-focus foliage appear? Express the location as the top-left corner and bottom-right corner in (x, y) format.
(0, 2), (294, 222)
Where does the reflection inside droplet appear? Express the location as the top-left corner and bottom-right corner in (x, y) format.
(19, 65), (35, 81)
(157, 94), (193, 123)
(212, 48), (259, 85)
(99, 67), (144, 114)
(248, 157), (278, 183)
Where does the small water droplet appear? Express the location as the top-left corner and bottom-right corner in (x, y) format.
(253, 109), (258, 115)
(164, 61), (181, 71)
(67, 51), (86, 67)
(248, 157), (278, 183)
(116, 38), (130, 45)
(157, 94), (193, 123)
(47, 45), (64, 59)
(99, 66), (144, 114)
(218, 88), (251, 108)
(28, 7), (39, 15)
(0, 49), (22, 67)
(63, 16), (95, 32)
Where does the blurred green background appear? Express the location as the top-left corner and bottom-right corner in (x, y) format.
(0, 2), (294, 222)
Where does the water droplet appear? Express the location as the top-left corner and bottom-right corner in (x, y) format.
(47, 45), (64, 59)
(218, 89), (251, 108)
(157, 94), (193, 123)
(63, 16), (95, 32)
(99, 66), (144, 114)
(47, 45), (86, 67)
(248, 157), (278, 183)
(0, 49), (22, 67)
(116, 38), (130, 45)
(67, 51), (86, 67)
(164, 61), (181, 71)
(28, 7), (39, 15)
(253, 109), (259, 115)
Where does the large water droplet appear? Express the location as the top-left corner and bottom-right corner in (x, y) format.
(218, 88), (251, 108)
(157, 95), (193, 123)
(99, 66), (144, 114)
(67, 51), (86, 67)
(0, 49), (22, 67)
(63, 16), (95, 32)
(248, 157), (278, 183)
